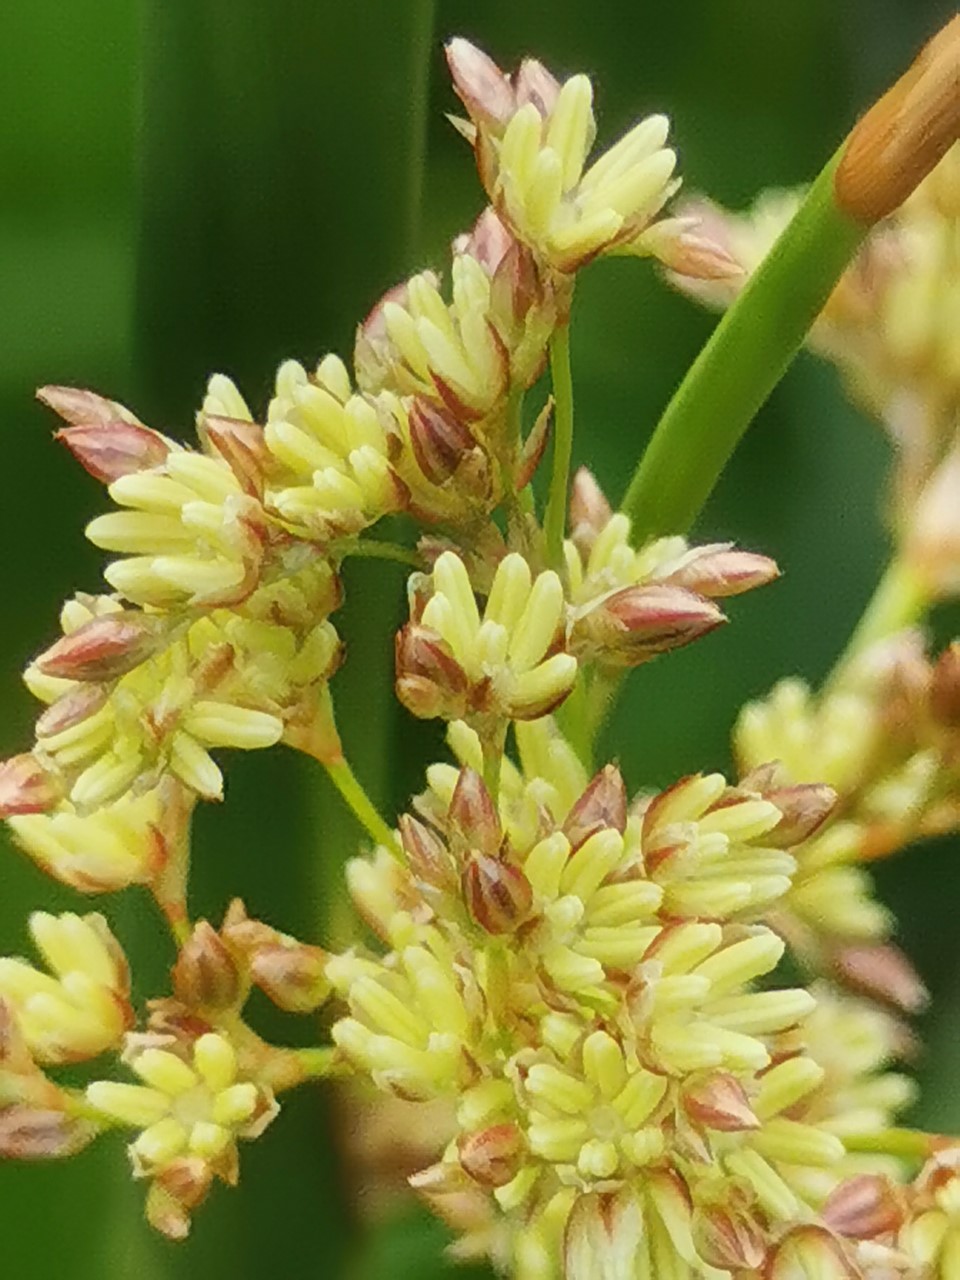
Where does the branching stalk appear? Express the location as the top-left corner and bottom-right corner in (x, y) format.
(543, 325), (575, 566)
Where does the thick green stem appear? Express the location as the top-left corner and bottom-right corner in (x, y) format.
(544, 326), (575, 566)
(826, 556), (930, 687)
(621, 149), (866, 543)
(324, 756), (401, 858)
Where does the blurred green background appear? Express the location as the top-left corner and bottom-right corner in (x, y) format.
(1, 1), (957, 1276)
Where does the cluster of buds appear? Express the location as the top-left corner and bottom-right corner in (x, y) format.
(565, 468), (779, 669)
(329, 731), (913, 1277)
(670, 144), (960, 527)
(445, 40), (739, 282)
(735, 632), (960, 986)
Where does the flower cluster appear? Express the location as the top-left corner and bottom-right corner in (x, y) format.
(1, 29), (958, 1280)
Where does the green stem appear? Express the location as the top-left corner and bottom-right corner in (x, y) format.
(621, 148), (866, 543)
(341, 539), (421, 568)
(482, 721), (508, 804)
(557, 673), (593, 773)
(842, 1127), (941, 1161)
(826, 556), (930, 688)
(323, 755), (401, 858)
(544, 325), (575, 567)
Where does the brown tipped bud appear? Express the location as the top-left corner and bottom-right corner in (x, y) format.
(694, 1207), (766, 1271)
(395, 623), (469, 721)
(202, 415), (267, 498)
(516, 399), (552, 491)
(408, 399), (476, 485)
(399, 814), (455, 890)
(0, 754), (62, 818)
(565, 1190), (644, 1280)
(37, 384), (142, 428)
(572, 584), (725, 669)
(564, 765), (628, 848)
(171, 921), (241, 1012)
(462, 854), (532, 935)
(683, 1074), (760, 1132)
(822, 1175), (906, 1240)
(764, 1226), (857, 1280)
(569, 467), (612, 552)
(35, 685), (109, 740)
(931, 642), (960, 727)
(831, 943), (929, 1015)
(658, 543), (780, 599)
(760, 781), (839, 847)
(0, 1106), (96, 1160)
(146, 1157), (214, 1240)
(836, 16), (960, 224)
(455, 207), (515, 276)
(250, 943), (330, 1014)
(445, 38), (515, 128)
(458, 1123), (524, 1187)
(448, 768), (501, 857)
(35, 613), (164, 683)
(55, 423), (171, 484)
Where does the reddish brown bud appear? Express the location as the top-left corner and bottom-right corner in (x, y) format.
(445, 38), (515, 128)
(395, 623), (469, 721)
(146, 1157), (214, 1240)
(764, 1226), (858, 1280)
(448, 768), (501, 857)
(408, 399), (476, 485)
(568, 467), (612, 552)
(37, 384), (141, 429)
(694, 1207), (766, 1271)
(462, 854), (532, 935)
(516, 400), (552, 491)
(831, 943), (929, 1015)
(657, 543), (780, 599)
(171, 921), (241, 1011)
(931, 642), (960, 727)
(455, 207), (515, 275)
(250, 943), (330, 1014)
(564, 765), (628, 848)
(822, 1175), (906, 1240)
(55, 423), (172, 484)
(683, 1074), (760, 1132)
(573, 585), (725, 668)
(202, 415), (267, 498)
(740, 772), (838, 847)
(399, 814), (455, 890)
(0, 1106), (96, 1160)
(0, 754), (62, 818)
(458, 1123), (524, 1187)
(35, 613), (164, 683)
(645, 219), (744, 281)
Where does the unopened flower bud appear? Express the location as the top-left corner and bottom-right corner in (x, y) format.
(516, 400), (552, 491)
(395, 624), (469, 721)
(34, 685), (108, 739)
(765, 1226), (858, 1280)
(0, 1105), (97, 1160)
(458, 1122), (524, 1187)
(563, 764), (627, 849)
(34, 612), (164, 683)
(931, 641), (960, 726)
(656, 543), (780, 598)
(249, 943), (330, 1013)
(640, 217), (743, 281)
(694, 1207), (766, 1271)
(462, 854), (532, 935)
(831, 943), (928, 1014)
(572, 584), (725, 668)
(683, 1073), (760, 1131)
(146, 1157), (214, 1240)
(0, 755), (62, 817)
(171, 922), (241, 1011)
(568, 467), (612, 554)
(739, 768), (838, 847)
(448, 768), (501, 858)
(565, 1191), (643, 1280)
(407, 399), (476, 485)
(55, 423), (172, 484)
(822, 1174), (906, 1240)
(399, 814), (456, 891)
(202, 416), (267, 498)
(445, 37), (515, 128)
